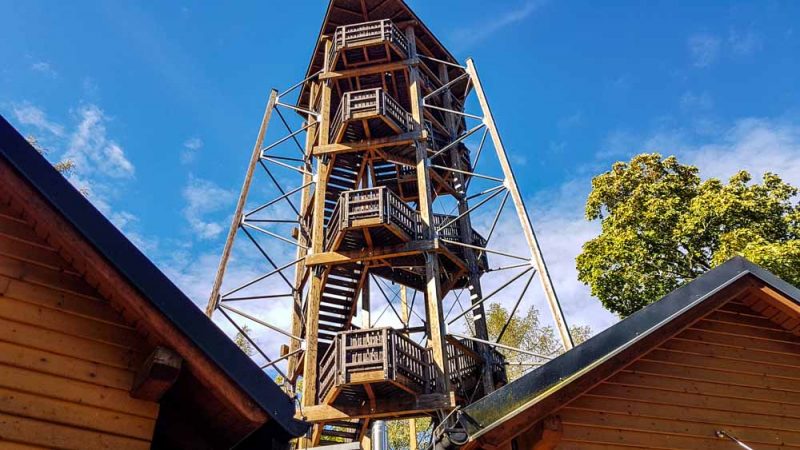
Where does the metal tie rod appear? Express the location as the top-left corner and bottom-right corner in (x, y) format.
(220, 304), (304, 343)
(423, 72), (469, 101)
(449, 333), (552, 360)
(447, 267), (533, 325)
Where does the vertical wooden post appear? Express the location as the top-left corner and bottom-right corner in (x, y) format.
(400, 286), (419, 450)
(303, 39), (335, 413)
(288, 81), (320, 383)
(206, 90), (278, 317)
(362, 277), (371, 328)
(465, 58), (574, 350)
(406, 26), (451, 397)
(439, 64), (495, 395)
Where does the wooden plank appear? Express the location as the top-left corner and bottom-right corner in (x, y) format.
(0, 340), (133, 390)
(0, 276), (121, 324)
(0, 387), (156, 440)
(0, 216), (51, 250)
(641, 347), (800, 380)
(0, 317), (142, 370)
(0, 413), (150, 450)
(587, 382), (800, 419)
(0, 294), (140, 348)
(0, 363), (156, 418)
(0, 441), (47, 450)
(0, 234), (79, 274)
(693, 318), (800, 343)
(562, 407), (800, 446)
(610, 369), (800, 405)
(564, 425), (782, 450)
(628, 358), (800, 393)
(678, 327), (800, 355)
(662, 335), (800, 368)
(0, 255), (97, 298)
(569, 394), (800, 434)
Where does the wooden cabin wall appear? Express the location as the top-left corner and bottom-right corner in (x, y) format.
(554, 295), (800, 449)
(0, 202), (159, 449)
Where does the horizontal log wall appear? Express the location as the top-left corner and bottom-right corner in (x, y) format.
(0, 202), (158, 449)
(556, 295), (800, 449)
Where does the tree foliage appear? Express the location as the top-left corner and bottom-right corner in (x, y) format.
(234, 324), (255, 356)
(26, 135), (75, 175)
(387, 417), (432, 450)
(485, 303), (591, 381)
(577, 153), (800, 317)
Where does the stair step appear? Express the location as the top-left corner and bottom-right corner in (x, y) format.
(319, 323), (346, 332)
(322, 429), (358, 439)
(327, 420), (362, 430)
(320, 304), (350, 315)
(319, 313), (347, 324)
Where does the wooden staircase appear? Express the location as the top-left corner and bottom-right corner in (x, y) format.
(318, 419), (366, 447)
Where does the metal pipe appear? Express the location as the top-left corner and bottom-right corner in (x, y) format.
(372, 420), (389, 450)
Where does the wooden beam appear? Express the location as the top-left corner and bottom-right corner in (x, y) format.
(289, 80), (320, 383)
(465, 58), (574, 351)
(305, 240), (437, 266)
(406, 25), (452, 399)
(299, 394), (451, 422)
(206, 90), (278, 316)
(319, 60), (417, 81)
(513, 416), (562, 450)
(302, 38), (334, 410)
(313, 133), (418, 156)
(131, 346), (183, 402)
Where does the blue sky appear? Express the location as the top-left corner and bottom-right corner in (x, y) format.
(3, 0), (800, 341)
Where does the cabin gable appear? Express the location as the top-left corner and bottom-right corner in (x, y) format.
(0, 201), (159, 449)
(554, 282), (800, 449)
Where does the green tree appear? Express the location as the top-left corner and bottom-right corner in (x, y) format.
(26, 135), (75, 175)
(577, 153), (800, 317)
(387, 417), (432, 450)
(234, 324), (255, 356)
(485, 303), (591, 381)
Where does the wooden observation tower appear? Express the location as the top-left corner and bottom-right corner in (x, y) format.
(205, 1), (573, 447)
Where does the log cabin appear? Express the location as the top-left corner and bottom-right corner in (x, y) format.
(456, 257), (800, 450)
(0, 114), (308, 449)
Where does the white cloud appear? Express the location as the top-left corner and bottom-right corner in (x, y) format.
(182, 176), (235, 240)
(688, 33), (721, 68)
(30, 61), (57, 77)
(728, 29), (762, 56)
(450, 0), (547, 49)
(12, 103), (64, 136)
(682, 118), (800, 185)
(181, 137), (203, 164)
(680, 91), (713, 112)
(66, 104), (135, 179)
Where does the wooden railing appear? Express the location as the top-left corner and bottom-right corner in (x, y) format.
(317, 328), (505, 404)
(330, 88), (413, 143)
(325, 187), (490, 270)
(327, 19), (409, 71)
(318, 328), (432, 403)
(325, 186), (416, 250)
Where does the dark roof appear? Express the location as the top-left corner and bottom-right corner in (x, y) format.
(298, 0), (464, 107)
(0, 114), (308, 439)
(460, 256), (800, 441)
